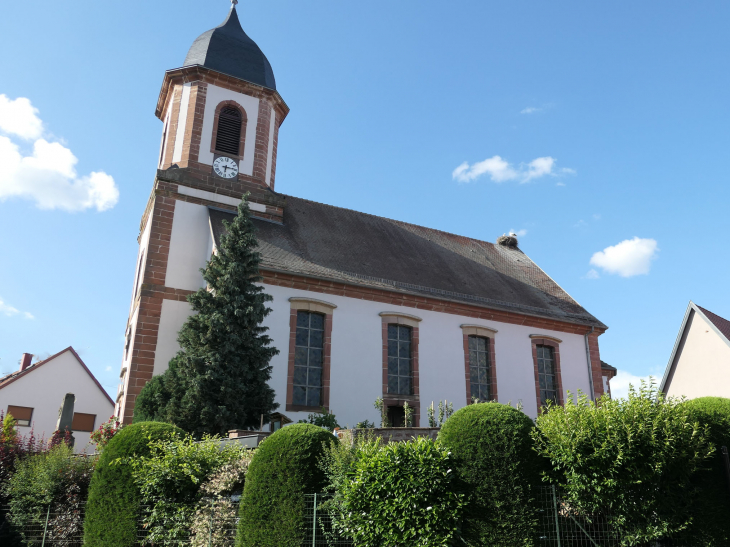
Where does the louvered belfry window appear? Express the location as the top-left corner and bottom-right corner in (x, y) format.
(215, 107), (243, 156)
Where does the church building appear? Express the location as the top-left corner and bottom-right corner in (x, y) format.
(116, 3), (609, 427)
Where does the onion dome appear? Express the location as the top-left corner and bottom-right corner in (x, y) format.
(183, 4), (276, 90)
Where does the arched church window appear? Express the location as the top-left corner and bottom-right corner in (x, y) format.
(215, 107), (243, 156)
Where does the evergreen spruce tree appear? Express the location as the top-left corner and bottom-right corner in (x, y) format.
(136, 196), (279, 436)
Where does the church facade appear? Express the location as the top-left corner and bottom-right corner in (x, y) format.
(115, 4), (609, 427)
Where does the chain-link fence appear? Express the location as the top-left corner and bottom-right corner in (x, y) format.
(0, 504), (85, 547)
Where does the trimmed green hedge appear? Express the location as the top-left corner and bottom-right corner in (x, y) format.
(236, 423), (336, 547)
(438, 402), (544, 547)
(683, 397), (730, 546)
(83, 421), (182, 547)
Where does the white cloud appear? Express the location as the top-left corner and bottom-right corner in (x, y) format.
(592, 214), (601, 220)
(556, 182), (566, 187)
(584, 269), (600, 279)
(590, 237), (659, 277)
(610, 370), (656, 400)
(510, 228), (528, 237)
(0, 94), (43, 140)
(0, 297), (33, 319)
(453, 155), (566, 184)
(520, 107), (541, 114)
(0, 96), (118, 212)
(105, 366), (112, 372)
(560, 167), (576, 175)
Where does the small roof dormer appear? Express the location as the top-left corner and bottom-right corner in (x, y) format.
(183, 3), (276, 90)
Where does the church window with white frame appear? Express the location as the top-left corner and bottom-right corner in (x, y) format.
(293, 311), (324, 407)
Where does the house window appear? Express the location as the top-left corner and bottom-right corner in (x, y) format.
(215, 106), (243, 156)
(387, 324), (412, 395)
(537, 345), (558, 406)
(293, 311), (324, 407)
(468, 335), (493, 402)
(72, 413), (96, 432)
(7, 405), (33, 427)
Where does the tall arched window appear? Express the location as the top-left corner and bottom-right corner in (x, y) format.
(215, 107), (243, 156)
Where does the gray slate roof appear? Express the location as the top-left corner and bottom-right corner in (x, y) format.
(208, 196), (606, 328)
(183, 6), (276, 90)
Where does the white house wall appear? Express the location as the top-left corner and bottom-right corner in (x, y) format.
(198, 83), (260, 176)
(665, 310), (730, 399)
(0, 351), (114, 453)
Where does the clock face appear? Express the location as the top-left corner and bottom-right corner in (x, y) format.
(213, 156), (239, 179)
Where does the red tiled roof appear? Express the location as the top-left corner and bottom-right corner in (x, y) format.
(0, 346), (114, 405)
(697, 305), (730, 342)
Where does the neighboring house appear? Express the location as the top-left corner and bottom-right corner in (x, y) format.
(0, 347), (115, 452)
(601, 361), (617, 398)
(116, 4), (610, 427)
(660, 301), (730, 399)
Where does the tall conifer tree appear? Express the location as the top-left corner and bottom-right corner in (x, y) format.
(136, 197), (279, 436)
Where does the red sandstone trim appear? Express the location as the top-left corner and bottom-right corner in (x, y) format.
(210, 100), (248, 159)
(252, 100), (272, 182)
(462, 334), (498, 406)
(161, 86), (183, 170)
(587, 333), (605, 399)
(285, 309), (333, 413)
(531, 338), (564, 412)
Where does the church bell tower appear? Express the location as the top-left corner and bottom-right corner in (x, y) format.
(116, 2), (288, 422)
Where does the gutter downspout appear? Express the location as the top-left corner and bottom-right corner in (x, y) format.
(584, 326), (596, 402)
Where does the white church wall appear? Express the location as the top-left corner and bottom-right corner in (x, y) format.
(198, 83), (260, 176)
(261, 284), (594, 426)
(0, 350), (114, 454)
(154, 299), (195, 376)
(165, 201), (212, 291)
(172, 83), (192, 164)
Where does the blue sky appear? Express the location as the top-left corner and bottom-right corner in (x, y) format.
(1, 1), (728, 398)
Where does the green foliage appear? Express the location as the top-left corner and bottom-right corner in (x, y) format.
(134, 375), (169, 423)
(237, 423), (336, 547)
(83, 421), (183, 547)
(438, 402), (543, 547)
(190, 457), (252, 547)
(532, 382), (714, 545)
(327, 436), (465, 547)
(297, 407), (340, 429)
(403, 401), (414, 427)
(373, 397), (389, 427)
(428, 400), (454, 427)
(125, 434), (251, 544)
(680, 397), (730, 546)
(136, 197), (279, 436)
(4, 444), (95, 545)
(354, 420), (375, 429)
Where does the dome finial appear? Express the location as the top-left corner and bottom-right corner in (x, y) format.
(231, 0), (238, 5)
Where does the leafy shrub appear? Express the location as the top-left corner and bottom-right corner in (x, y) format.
(329, 436), (465, 547)
(532, 382), (713, 545)
(237, 423), (336, 547)
(83, 421), (182, 547)
(90, 415), (123, 451)
(4, 443), (95, 546)
(190, 457), (251, 547)
(297, 407), (340, 429)
(438, 402), (544, 547)
(681, 397), (730, 546)
(134, 375), (168, 423)
(127, 434), (251, 544)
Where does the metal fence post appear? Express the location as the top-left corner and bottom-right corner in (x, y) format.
(551, 485), (561, 547)
(41, 505), (50, 547)
(311, 493), (318, 547)
(208, 499), (214, 547)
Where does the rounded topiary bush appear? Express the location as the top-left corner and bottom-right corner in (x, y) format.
(236, 423), (337, 547)
(682, 397), (730, 546)
(83, 421), (182, 547)
(438, 402), (544, 547)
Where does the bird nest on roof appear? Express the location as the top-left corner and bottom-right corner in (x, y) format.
(497, 234), (518, 248)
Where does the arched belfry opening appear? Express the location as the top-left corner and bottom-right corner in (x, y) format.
(215, 106), (244, 156)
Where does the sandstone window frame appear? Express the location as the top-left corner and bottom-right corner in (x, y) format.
(461, 324), (499, 405)
(530, 334), (564, 410)
(211, 101), (248, 160)
(286, 298), (336, 413)
(379, 312), (421, 426)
